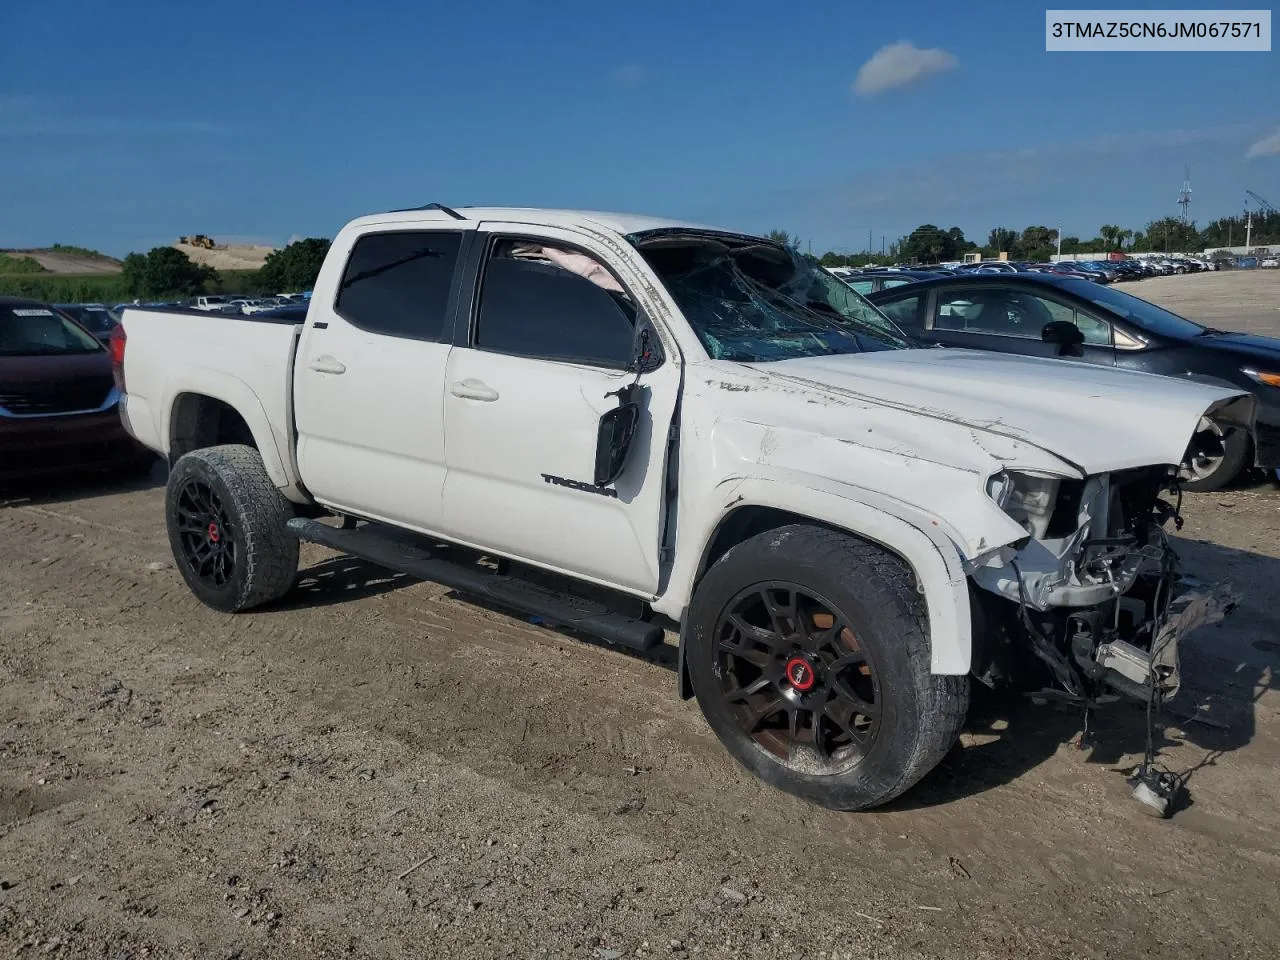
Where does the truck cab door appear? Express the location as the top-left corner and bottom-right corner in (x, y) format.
(438, 225), (680, 597)
(293, 226), (471, 531)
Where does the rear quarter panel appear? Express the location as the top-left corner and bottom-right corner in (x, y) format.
(119, 308), (303, 494)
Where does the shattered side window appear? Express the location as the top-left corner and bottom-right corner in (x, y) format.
(634, 233), (911, 362)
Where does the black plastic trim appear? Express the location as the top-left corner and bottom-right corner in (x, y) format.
(389, 201), (466, 220)
(286, 517), (664, 651)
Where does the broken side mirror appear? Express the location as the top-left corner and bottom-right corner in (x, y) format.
(1041, 320), (1085, 354)
(627, 325), (663, 374)
(594, 388), (641, 487)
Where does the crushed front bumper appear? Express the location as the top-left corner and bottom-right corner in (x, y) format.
(967, 468), (1240, 704)
(1079, 580), (1237, 701)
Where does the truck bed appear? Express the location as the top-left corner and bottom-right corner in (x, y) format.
(116, 305), (306, 494)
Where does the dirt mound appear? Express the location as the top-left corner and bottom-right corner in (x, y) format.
(174, 241), (276, 271)
(3, 249), (122, 274)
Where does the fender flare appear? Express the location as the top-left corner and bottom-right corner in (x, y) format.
(160, 370), (293, 490)
(665, 476), (973, 699)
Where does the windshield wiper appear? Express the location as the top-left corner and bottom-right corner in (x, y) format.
(340, 247), (443, 289)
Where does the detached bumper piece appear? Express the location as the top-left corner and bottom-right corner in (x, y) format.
(1055, 580), (1238, 704)
(1087, 581), (1237, 702)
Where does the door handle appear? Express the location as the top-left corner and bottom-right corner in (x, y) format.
(308, 356), (346, 375)
(448, 379), (499, 402)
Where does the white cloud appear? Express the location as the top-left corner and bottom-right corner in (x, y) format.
(853, 41), (957, 96)
(609, 65), (647, 89)
(1245, 127), (1280, 159)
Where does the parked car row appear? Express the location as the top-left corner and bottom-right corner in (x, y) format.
(184, 292), (310, 315)
(856, 272), (1280, 492)
(1223, 254), (1280, 269)
(829, 255), (1214, 292)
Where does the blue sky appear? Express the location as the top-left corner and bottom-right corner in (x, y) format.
(1, 0), (1277, 257)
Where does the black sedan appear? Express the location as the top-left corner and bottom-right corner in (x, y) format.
(54, 303), (118, 343)
(866, 273), (1280, 491)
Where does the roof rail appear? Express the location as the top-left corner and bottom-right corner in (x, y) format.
(390, 201), (466, 220)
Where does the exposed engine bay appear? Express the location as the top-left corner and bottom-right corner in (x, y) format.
(967, 465), (1237, 708)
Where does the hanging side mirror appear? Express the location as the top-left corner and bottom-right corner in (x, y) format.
(628, 325), (663, 374)
(594, 394), (640, 488)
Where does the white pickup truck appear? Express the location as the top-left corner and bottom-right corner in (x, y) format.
(113, 204), (1253, 810)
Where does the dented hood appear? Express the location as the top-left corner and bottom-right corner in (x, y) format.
(743, 348), (1255, 475)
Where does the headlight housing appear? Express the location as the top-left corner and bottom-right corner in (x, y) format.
(986, 470), (1063, 540)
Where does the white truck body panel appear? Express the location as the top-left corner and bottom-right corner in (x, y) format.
(117, 309), (303, 499)
(292, 219), (454, 531)
(750, 349), (1247, 476)
(117, 206), (1254, 681)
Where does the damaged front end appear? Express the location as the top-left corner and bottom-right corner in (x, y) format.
(967, 466), (1237, 706)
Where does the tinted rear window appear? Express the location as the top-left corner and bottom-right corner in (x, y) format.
(335, 231), (462, 341)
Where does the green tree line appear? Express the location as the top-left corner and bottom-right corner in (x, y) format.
(784, 210), (1280, 267)
(0, 238), (332, 302)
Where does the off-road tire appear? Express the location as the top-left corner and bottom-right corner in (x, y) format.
(687, 524), (969, 810)
(165, 444), (298, 612)
(1182, 426), (1250, 493)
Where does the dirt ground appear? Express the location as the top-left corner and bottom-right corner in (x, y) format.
(2, 272), (1279, 959)
(1137, 268), (1280, 336)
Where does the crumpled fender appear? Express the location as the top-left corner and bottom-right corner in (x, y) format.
(657, 472), (977, 691)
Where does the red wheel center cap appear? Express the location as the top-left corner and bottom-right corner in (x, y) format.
(786, 656), (817, 692)
(207, 522), (220, 543)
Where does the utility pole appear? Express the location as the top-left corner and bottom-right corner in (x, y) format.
(881, 235), (885, 256)
(1245, 208), (1253, 249)
(868, 229), (873, 256)
(1056, 223), (1062, 258)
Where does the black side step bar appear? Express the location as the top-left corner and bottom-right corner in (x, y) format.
(286, 518), (665, 652)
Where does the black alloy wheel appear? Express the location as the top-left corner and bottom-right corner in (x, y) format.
(715, 582), (880, 774)
(174, 478), (237, 589)
(686, 524), (969, 810)
(164, 444), (298, 612)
